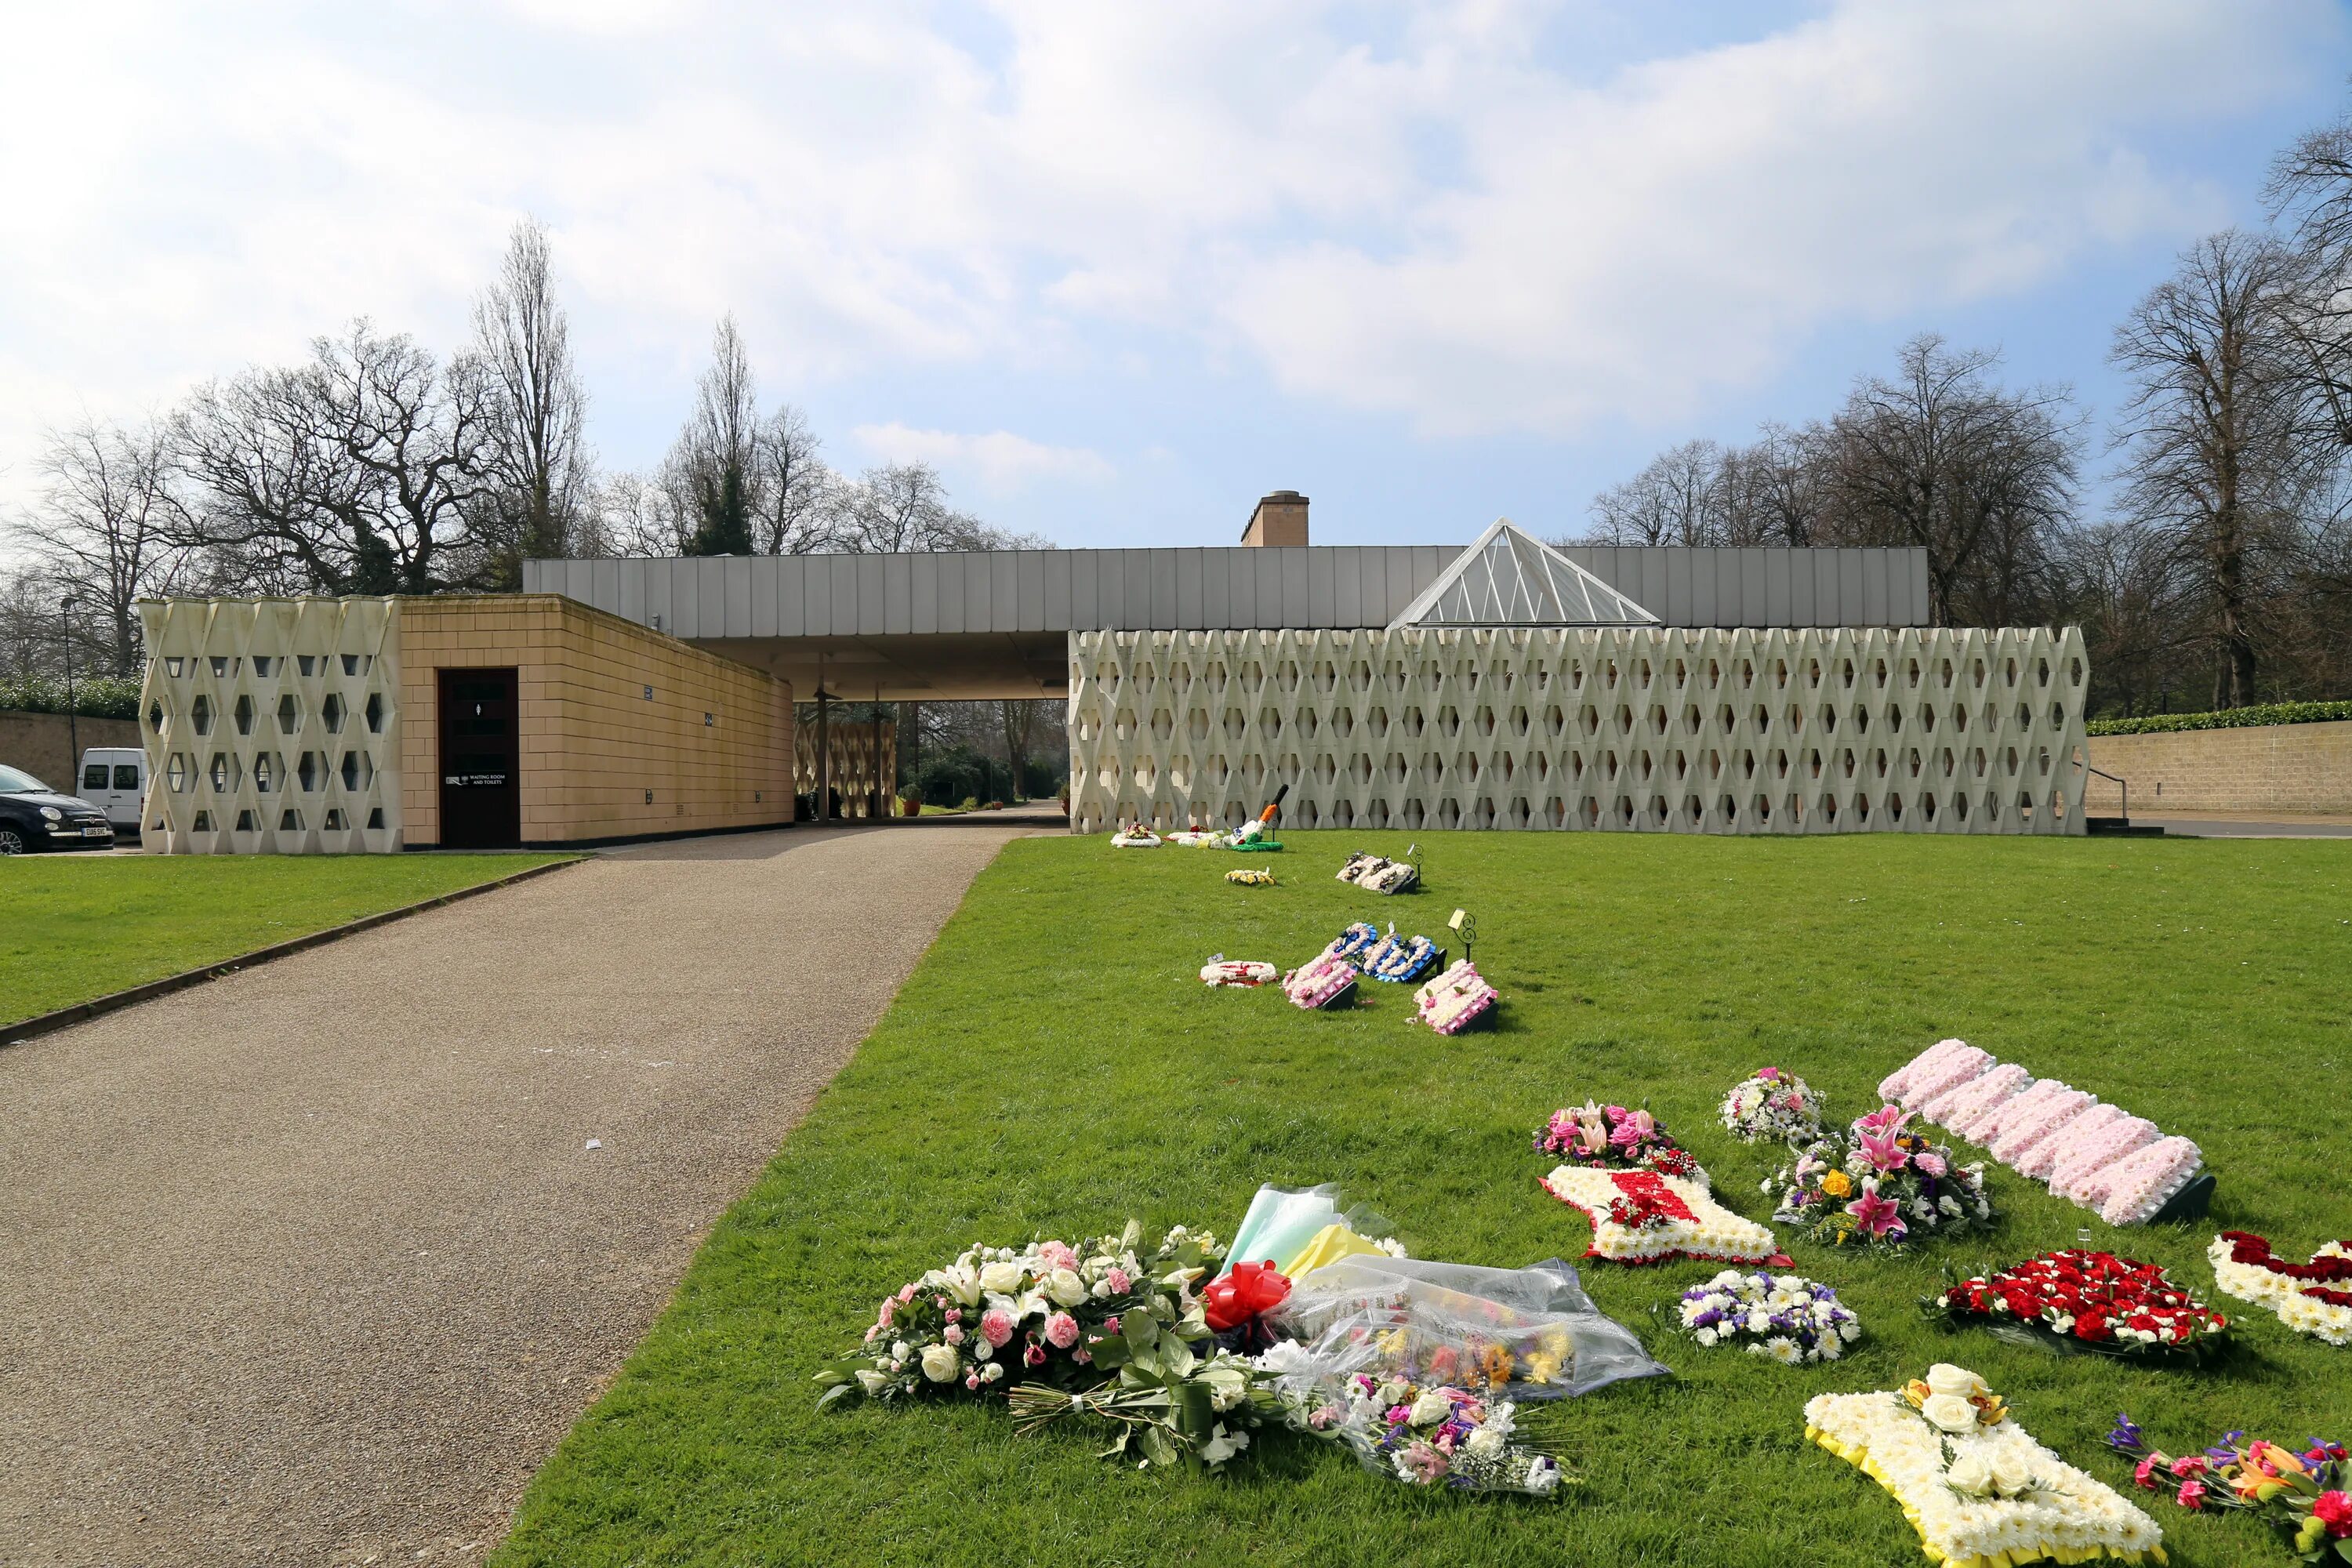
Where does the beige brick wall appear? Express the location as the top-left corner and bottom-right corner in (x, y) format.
(397, 595), (793, 846)
(0, 710), (143, 789)
(2085, 720), (2352, 815)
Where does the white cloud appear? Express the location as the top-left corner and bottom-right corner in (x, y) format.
(851, 423), (1115, 494)
(0, 0), (2334, 517)
(1221, 0), (2318, 433)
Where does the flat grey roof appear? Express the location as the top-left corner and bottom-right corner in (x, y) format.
(522, 543), (1930, 699)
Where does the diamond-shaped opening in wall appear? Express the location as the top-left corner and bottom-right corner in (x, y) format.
(191, 695), (214, 736)
(1149, 710), (1173, 742)
(234, 808), (257, 833)
(279, 808), (303, 833)
(233, 694), (255, 735)
(209, 752), (238, 792)
(252, 753), (278, 793)
(1223, 709), (1247, 741)
(1684, 794), (1704, 826)
(1188, 710), (1210, 742)
(365, 692), (386, 733)
(147, 701), (166, 736)
(299, 752), (321, 792)
(166, 753), (189, 793)
(191, 809), (213, 831)
(323, 807), (348, 830)
(277, 693), (301, 734)
(321, 693), (345, 734)
(1366, 800), (1390, 829)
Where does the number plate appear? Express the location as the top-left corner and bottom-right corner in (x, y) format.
(81, 825), (114, 837)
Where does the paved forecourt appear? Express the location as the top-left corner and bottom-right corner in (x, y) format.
(0, 815), (1044, 1567)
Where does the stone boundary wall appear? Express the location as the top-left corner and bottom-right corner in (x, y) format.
(1068, 626), (2089, 836)
(0, 710), (142, 791)
(2086, 719), (2352, 816)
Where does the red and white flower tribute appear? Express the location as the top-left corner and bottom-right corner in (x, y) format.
(1927, 1249), (2230, 1359)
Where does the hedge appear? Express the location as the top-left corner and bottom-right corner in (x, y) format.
(0, 675), (144, 720)
(2087, 699), (2352, 737)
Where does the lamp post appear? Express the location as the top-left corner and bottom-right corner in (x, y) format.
(60, 595), (79, 788)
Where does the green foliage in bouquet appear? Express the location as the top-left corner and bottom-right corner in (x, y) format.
(814, 1221), (1222, 1411)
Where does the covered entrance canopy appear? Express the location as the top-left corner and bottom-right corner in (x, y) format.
(522, 539), (1930, 701)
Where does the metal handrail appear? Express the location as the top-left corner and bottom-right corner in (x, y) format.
(2085, 765), (2127, 823)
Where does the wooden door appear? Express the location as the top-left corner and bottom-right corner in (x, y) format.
(437, 667), (520, 848)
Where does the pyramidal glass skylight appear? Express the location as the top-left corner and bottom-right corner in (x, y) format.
(1388, 520), (1659, 630)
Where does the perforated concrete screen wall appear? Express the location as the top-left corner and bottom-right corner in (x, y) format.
(1067, 626), (2090, 835)
(139, 597), (403, 853)
(137, 593), (794, 852)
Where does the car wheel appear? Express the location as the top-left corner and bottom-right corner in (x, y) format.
(0, 827), (25, 855)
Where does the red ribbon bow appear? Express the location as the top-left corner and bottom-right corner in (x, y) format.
(1203, 1261), (1292, 1334)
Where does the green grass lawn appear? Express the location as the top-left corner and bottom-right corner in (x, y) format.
(0, 851), (575, 1025)
(492, 831), (2352, 1568)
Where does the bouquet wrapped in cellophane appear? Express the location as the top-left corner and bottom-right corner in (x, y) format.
(1252, 1287), (1586, 1496)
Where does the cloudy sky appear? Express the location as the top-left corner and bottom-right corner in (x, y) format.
(1, 0), (2344, 551)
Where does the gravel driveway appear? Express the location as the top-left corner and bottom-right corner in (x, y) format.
(0, 817), (1043, 1566)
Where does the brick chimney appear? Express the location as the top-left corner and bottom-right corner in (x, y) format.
(1240, 490), (1308, 546)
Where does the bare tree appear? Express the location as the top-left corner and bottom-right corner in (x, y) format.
(1587, 439), (1726, 545)
(0, 568), (63, 681)
(1822, 336), (2079, 626)
(13, 416), (192, 676)
(837, 462), (1004, 552)
(753, 404), (837, 554)
(592, 470), (690, 557)
(174, 321), (495, 594)
(1739, 423), (1830, 546)
(2111, 231), (2319, 706)
(472, 217), (591, 586)
(2265, 106), (2352, 449)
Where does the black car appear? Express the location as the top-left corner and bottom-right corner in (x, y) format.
(0, 763), (116, 854)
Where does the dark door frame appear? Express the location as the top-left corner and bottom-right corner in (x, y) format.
(437, 666), (521, 848)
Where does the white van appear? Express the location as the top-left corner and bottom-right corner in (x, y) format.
(77, 747), (147, 832)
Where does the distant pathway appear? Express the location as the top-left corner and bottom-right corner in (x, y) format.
(0, 816), (1044, 1567)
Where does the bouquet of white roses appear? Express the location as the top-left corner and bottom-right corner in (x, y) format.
(816, 1221), (1223, 1409)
